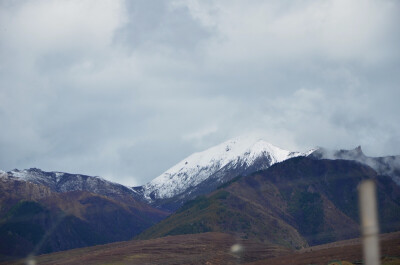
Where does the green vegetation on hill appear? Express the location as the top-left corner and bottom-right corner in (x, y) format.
(5, 200), (47, 219)
(136, 157), (400, 250)
(0, 200), (110, 258)
(137, 191), (230, 239)
(137, 186), (308, 249)
(0, 201), (46, 256)
(0, 178), (169, 261)
(288, 191), (325, 244)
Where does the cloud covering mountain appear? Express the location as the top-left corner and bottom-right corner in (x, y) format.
(1, 0), (399, 186)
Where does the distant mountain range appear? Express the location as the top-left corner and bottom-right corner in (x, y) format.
(1, 136), (400, 261)
(4, 137), (400, 213)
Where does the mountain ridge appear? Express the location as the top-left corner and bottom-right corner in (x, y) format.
(0, 176), (168, 260)
(134, 136), (313, 211)
(310, 146), (400, 185)
(136, 157), (400, 248)
(5, 138), (400, 212)
(4, 168), (142, 203)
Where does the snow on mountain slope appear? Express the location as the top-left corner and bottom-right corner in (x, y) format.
(3, 136), (314, 211)
(142, 136), (308, 202)
(309, 146), (400, 185)
(6, 168), (138, 200)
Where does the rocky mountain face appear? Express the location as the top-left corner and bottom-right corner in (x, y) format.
(133, 136), (311, 211)
(137, 157), (400, 248)
(0, 175), (168, 261)
(309, 146), (400, 185)
(6, 168), (139, 202)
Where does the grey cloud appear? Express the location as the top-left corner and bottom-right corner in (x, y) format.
(0, 0), (399, 186)
(114, 0), (213, 52)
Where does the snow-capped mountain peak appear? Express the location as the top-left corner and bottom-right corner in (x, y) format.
(142, 136), (308, 204)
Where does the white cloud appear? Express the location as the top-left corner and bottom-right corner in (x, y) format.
(0, 0), (399, 185)
(179, 0), (399, 65)
(1, 0), (124, 52)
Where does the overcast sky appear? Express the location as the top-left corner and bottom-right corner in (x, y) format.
(1, 0), (399, 186)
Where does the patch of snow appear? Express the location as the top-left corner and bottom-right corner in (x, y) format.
(304, 148), (319, 157)
(143, 136), (311, 201)
(0, 170), (7, 178)
(54, 172), (64, 182)
(7, 168), (137, 197)
(10, 169), (30, 180)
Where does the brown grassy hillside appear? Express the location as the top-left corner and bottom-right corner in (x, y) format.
(136, 158), (400, 248)
(4, 232), (399, 265)
(2, 232), (291, 265)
